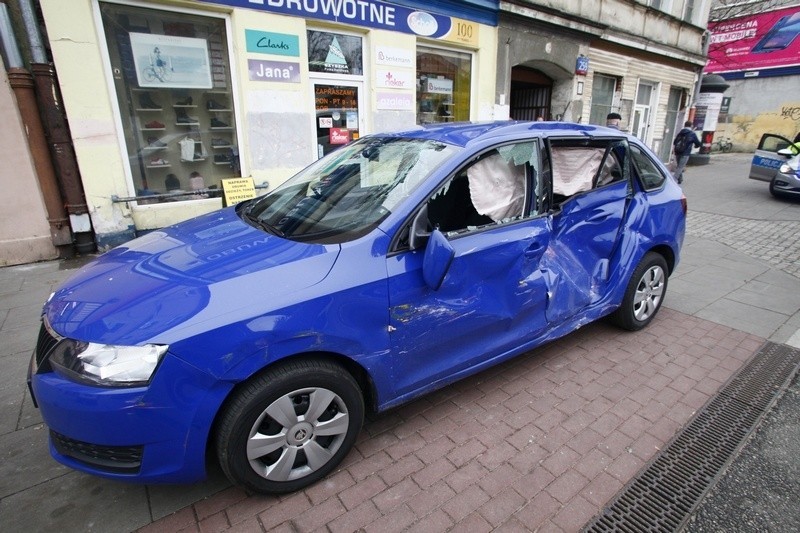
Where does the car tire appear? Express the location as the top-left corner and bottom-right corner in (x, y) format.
(215, 358), (364, 494)
(611, 252), (668, 331)
(769, 177), (782, 198)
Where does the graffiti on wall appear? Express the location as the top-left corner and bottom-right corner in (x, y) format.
(781, 105), (800, 120)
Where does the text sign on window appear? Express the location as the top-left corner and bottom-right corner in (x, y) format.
(222, 177), (256, 205)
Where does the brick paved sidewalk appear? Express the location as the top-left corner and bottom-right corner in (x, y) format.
(139, 309), (762, 533)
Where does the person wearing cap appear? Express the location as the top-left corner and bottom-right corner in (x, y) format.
(606, 112), (622, 129)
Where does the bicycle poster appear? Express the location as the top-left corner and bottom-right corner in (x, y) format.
(130, 32), (213, 89)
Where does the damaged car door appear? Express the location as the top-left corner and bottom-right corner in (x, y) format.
(385, 141), (553, 398)
(543, 139), (630, 324)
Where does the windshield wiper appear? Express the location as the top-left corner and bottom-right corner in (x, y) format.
(245, 211), (284, 237)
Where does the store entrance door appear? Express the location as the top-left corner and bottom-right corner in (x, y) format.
(313, 81), (364, 158)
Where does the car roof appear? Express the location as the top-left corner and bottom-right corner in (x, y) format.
(379, 121), (626, 148)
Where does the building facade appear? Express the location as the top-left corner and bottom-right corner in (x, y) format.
(38, 0), (500, 248)
(6, 0), (713, 256)
(705, 1), (800, 151)
(495, 0), (711, 162)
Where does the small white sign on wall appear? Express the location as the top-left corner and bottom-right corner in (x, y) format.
(319, 117), (333, 128)
(376, 69), (414, 89)
(375, 46), (414, 68)
(377, 92), (413, 110)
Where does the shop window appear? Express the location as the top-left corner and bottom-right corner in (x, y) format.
(416, 47), (471, 124)
(99, 3), (239, 204)
(307, 30), (363, 76)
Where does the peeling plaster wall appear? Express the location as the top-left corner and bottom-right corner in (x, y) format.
(714, 77), (800, 152)
(0, 57), (58, 265)
(39, 0), (137, 247)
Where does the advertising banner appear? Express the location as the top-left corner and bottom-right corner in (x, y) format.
(130, 33), (213, 89)
(706, 6), (800, 74)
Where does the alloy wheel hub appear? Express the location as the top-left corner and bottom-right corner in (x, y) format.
(287, 422), (314, 445)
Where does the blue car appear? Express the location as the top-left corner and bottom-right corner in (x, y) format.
(29, 122), (686, 494)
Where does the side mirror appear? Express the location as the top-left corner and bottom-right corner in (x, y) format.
(422, 229), (454, 291)
(409, 204), (432, 251)
(777, 148), (794, 157)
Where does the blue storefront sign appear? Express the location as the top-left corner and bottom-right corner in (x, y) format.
(199, 0), (496, 36)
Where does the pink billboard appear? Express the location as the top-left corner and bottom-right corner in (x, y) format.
(706, 6), (800, 74)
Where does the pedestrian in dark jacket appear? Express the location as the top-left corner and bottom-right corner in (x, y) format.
(673, 121), (701, 184)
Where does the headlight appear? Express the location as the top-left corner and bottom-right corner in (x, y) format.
(781, 156), (800, 174)
(48, 339), (168, 387)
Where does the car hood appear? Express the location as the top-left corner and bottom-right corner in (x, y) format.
(44, 207), (339, 345)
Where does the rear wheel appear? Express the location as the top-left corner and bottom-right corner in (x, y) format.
(611, 252), (668, 331)
(215, 359), (364, 494)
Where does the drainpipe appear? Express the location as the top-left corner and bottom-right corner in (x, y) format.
(19, 0), (95, 254)
(0, 4), (72, 254)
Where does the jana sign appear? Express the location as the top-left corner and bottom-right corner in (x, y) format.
(248, 59), (301, 83)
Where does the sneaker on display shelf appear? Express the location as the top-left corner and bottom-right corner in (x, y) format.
(147, 137), (167, 148)
(176, 110), (199, 124)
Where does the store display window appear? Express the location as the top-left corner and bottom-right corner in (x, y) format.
(416, 46), (471, 124)
(307, 30), (363, 76)
(99, 2), (239, 204)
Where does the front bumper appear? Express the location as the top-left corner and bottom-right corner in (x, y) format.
(772, 171), (800, 197)
(29, 350), (232, 484)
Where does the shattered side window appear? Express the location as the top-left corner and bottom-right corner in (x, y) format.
(427, 141), (541, 237)
(551, 147), (604, 196)
(549, 139), (629, 199)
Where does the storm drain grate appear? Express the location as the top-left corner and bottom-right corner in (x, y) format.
(584, 341), (800, 533)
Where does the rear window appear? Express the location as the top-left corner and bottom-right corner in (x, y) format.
(630, 144), (666, 190)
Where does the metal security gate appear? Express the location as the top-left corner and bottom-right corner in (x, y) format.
(510, 66), (552, 121)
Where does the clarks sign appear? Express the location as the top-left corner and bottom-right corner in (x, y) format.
(245, 29), (300, 56)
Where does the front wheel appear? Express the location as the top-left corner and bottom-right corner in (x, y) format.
(769, 177), (782, 198)
(611, 252), (668, 331)
(215, 359), (364, 494)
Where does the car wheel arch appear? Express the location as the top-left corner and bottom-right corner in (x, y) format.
(647, 244), (675, 275)
(213, 351), (377, 428)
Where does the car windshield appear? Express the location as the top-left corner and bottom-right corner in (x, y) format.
(242, 136), (459, 243)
